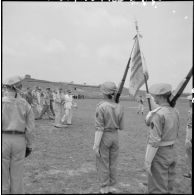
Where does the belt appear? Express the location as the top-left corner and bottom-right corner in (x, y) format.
(2, 131), (25, 135)
(159, 140), (175, 147)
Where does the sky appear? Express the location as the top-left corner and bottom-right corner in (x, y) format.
(2, 1), (193, 92)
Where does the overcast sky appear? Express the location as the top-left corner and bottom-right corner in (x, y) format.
(2, 1), (193, 92)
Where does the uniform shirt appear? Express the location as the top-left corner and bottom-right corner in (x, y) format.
(95, 100), (124, 132)
(64, 94), (73, 109)
(53, 92), (64, 104)
(44, 92), (50, 105)
(186, 109), (192, 142)
(148, 103), (179, 148)
(2, 92), (35, 147)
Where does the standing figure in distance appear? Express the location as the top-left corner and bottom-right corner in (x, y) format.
(144, 83), (180, 194)
(2, 76), (35, 194)
(61, 89), (74, 125)
(183, 94), (192, 179)
(93, 82), (124, 194)
(53, 88), (66, 128)
(137, 95), (144, 115)
(35, 88), (54, 120)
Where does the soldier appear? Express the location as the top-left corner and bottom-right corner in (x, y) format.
(35, 88), (54, 120)
(61, 89), (74, 125)
(2, 76), (35, 194)
(144, 83), (180, 194)
(93, 82), (124, 194)
(183, 94), (192, 179)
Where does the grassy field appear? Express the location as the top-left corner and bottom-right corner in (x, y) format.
(24, 99), (192, 194)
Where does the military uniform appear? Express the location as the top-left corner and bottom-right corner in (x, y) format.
(144, 83), (180, 194)
(2, 76), (35, 194)
(93, 82), (124, 193)
(36, 89), (54, 120)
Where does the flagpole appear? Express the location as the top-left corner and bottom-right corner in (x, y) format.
(115, 39), (136, 103)
(135, 20), (152, 111)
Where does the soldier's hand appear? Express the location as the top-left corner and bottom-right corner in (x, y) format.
(144, 161), (152, 176)
(146, 93), (152, 99)
(25, 147), (32, 157)
(93, 145), (101, 157)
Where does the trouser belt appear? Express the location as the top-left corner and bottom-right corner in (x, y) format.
(2, 131), (25, 135)
(159, 140), (175, 147)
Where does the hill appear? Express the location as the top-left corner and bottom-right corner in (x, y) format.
(21, 76), (190, 100)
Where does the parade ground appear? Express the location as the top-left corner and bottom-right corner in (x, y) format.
(24, 98), (192, 194)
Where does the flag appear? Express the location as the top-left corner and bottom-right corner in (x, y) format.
(129, 35), (149, 97)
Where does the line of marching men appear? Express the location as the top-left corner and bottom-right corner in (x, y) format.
(2, 76), (192, 194)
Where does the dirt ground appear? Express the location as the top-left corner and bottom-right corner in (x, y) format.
(24, 99), (192, 194)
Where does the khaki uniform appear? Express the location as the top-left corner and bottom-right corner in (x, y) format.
(38, 91), (53, 119)
(147, 103), (179, 193)
(2, 93), (35, 194)
(95, 100), (124, 188)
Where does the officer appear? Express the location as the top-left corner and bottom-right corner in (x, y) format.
(183, 94), (192, 178)
(144, 83), (180, 193)
(93, 82), (124, 194)
(2, 75), (35, 194)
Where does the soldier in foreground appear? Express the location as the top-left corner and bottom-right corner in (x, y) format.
(2, 76), (35, 194)
(93, 82), (124, 194)
(144, 83), (180, 193)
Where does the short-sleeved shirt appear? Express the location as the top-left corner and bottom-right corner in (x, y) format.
(64, 94), (73, 109)
(148, 103), (180, 148)
(2, 93), (35, 147)
(95, 100), (124, 132)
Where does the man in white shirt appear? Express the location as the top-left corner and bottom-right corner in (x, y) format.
(61, 89), (73, 125)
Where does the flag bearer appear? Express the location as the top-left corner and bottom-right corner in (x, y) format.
(144, 83), (180, 194)
(2, 76), (35, 194)
(93, 82), (124, 194)
(183, 94), (192, 179)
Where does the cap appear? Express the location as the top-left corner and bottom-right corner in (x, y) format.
(3, 75), (24, 86)
(187, 95), (192, 100)
(149, 83), (172, 95)
(100, 82), (117, 95)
